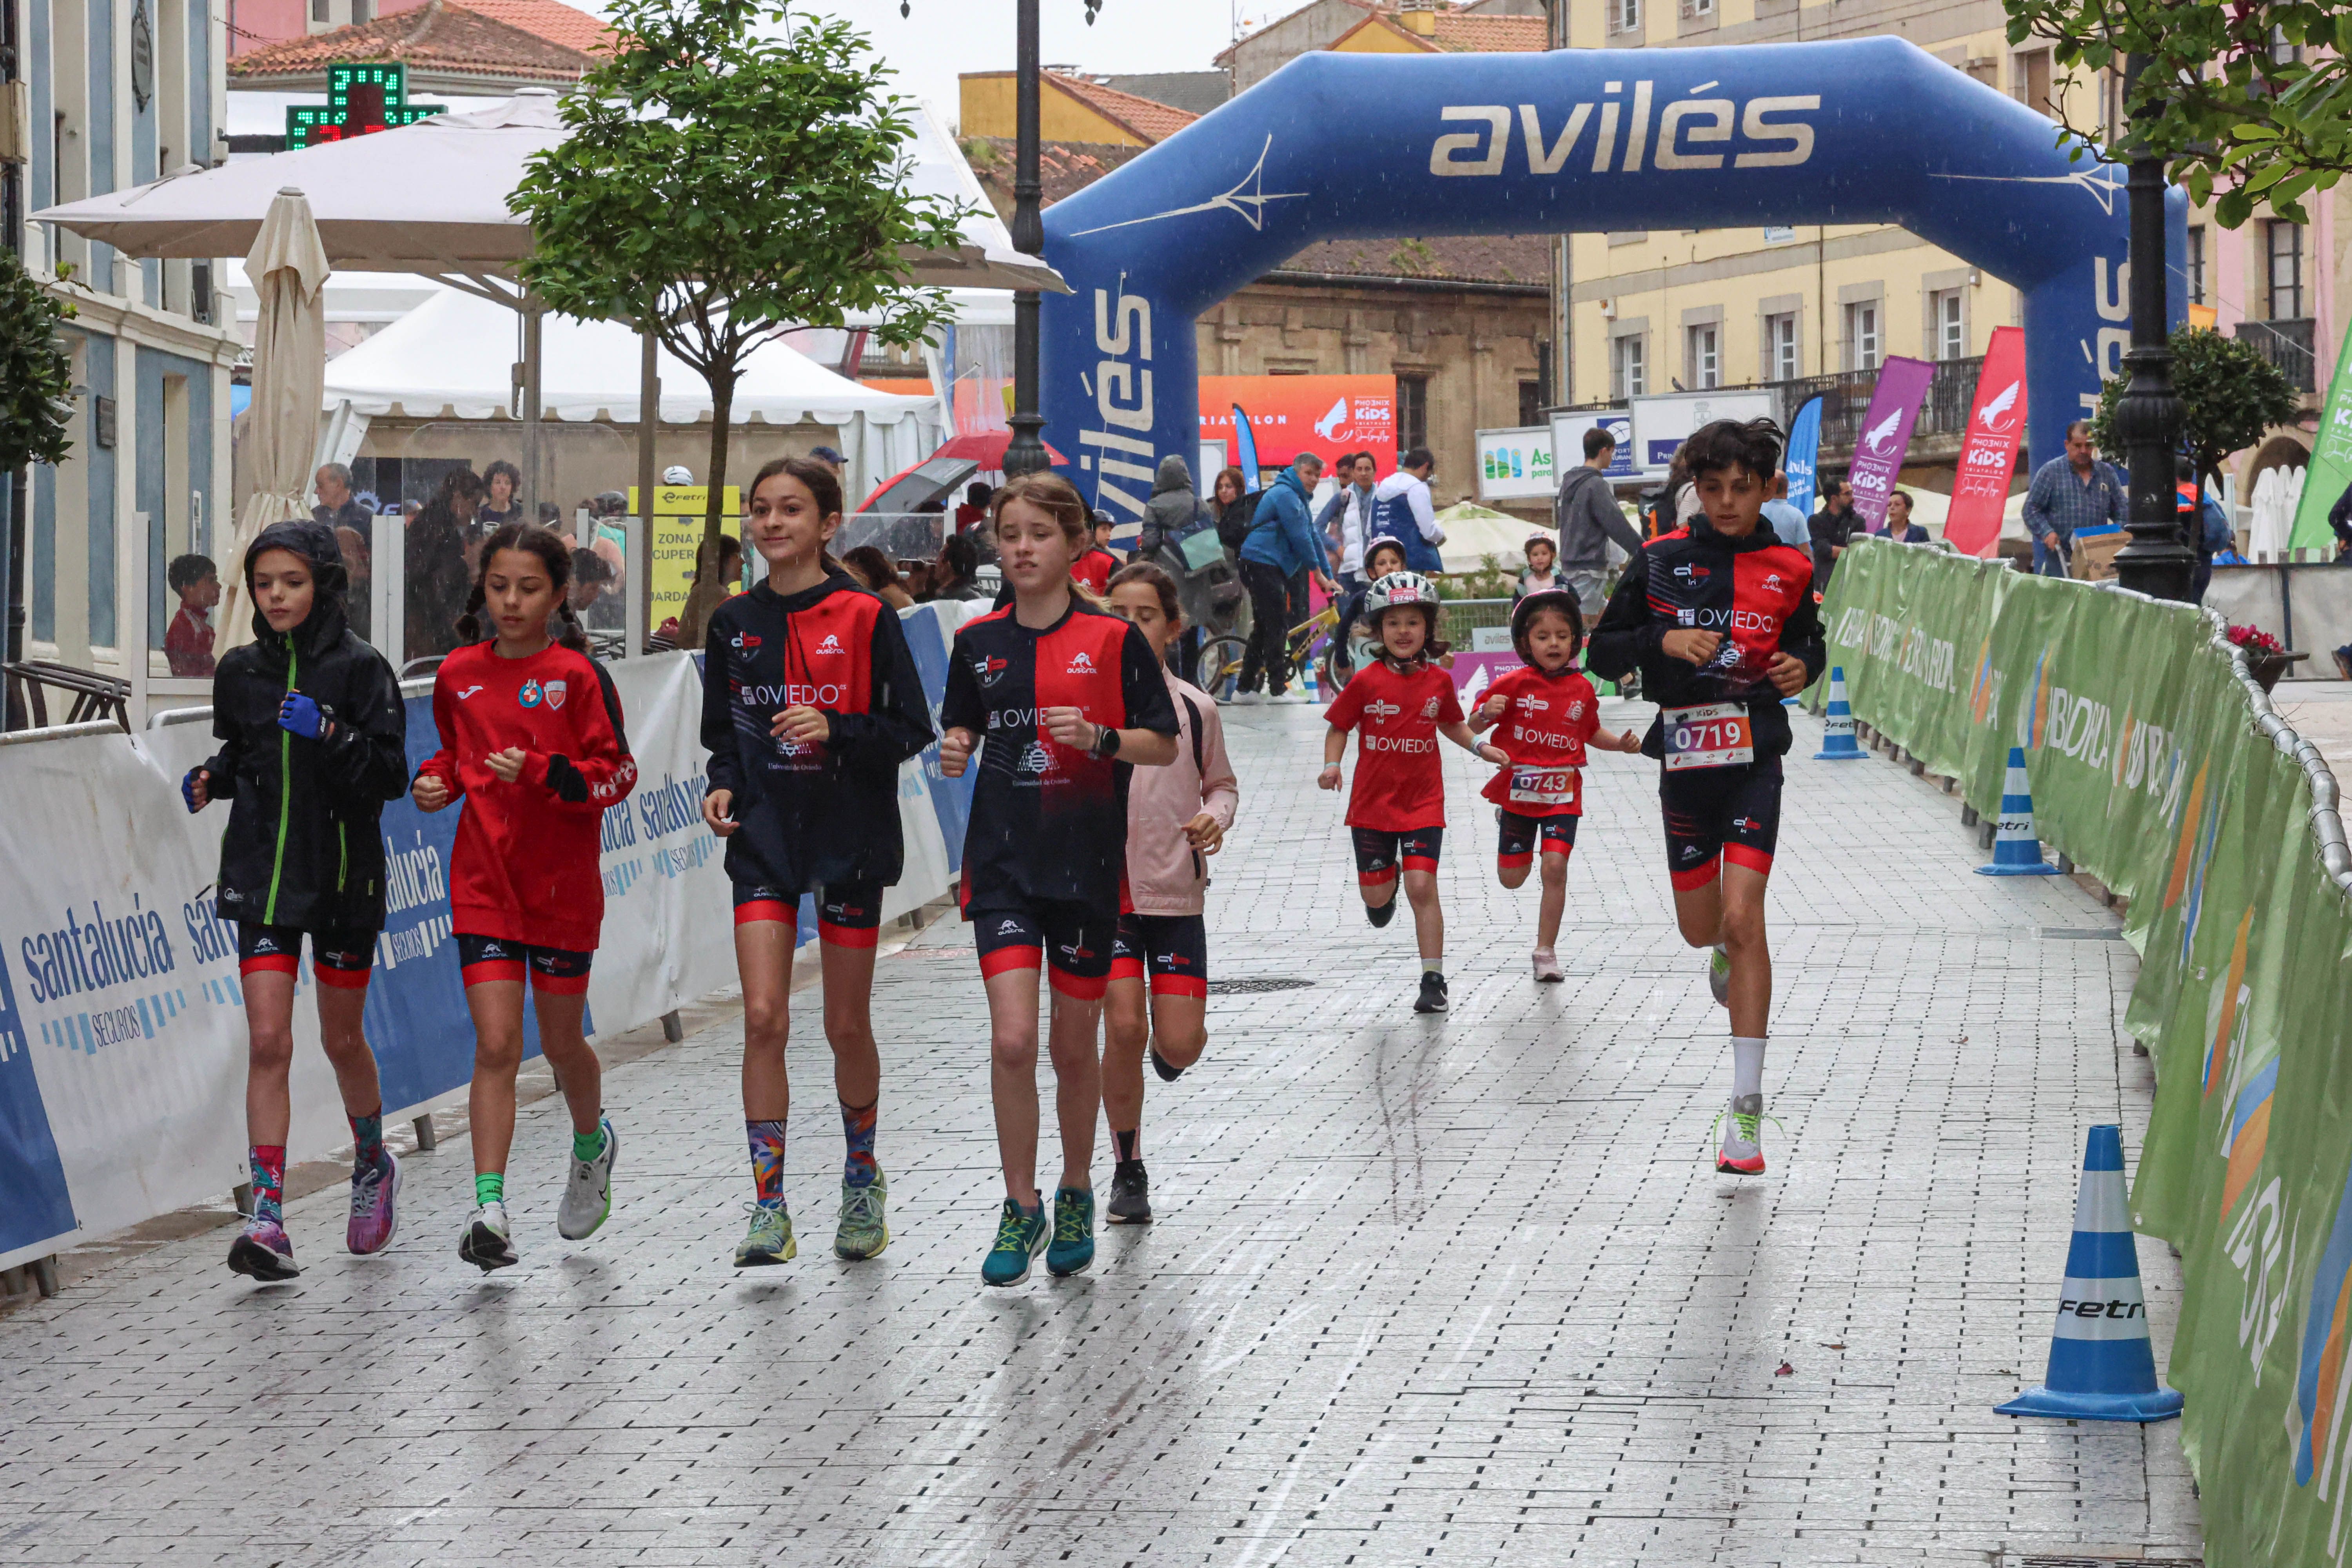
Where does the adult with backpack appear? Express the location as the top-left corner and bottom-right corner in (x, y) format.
(1368, 449), (1446, 574)
(1236, 453), (1336, 704)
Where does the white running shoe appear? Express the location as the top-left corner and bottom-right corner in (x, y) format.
(1714, 1093), (1768, 1176)
(557, 1118), (617, 1240)
(1531, 948), (1564, 983)
(1232, 691), (1265, 706)
(460, 1201), (519, 1271)
(1708, 944), (1731, 1007)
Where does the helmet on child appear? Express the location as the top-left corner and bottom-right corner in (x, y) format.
(1509, 588), (1585, 662)
(1362, 570), (1440, 640)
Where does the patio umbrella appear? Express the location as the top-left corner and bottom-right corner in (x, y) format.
(216, 187), (329, 657)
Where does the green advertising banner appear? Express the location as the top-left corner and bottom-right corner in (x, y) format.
(1815, 539), (2352, 1568)
(2291, 313), (2352, 554)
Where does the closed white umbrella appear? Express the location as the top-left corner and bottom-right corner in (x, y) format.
(218, 187), (329, 656)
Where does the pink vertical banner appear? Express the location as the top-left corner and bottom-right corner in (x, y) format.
(1845, 354), (1937, 533)
(1944, 326), (2029, 557)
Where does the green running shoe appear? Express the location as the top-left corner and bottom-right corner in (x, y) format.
(1708, 945), (1731, 1007)
(734, 1202), (796, 1267)
(981, 1197), (1048, 1287)
(1046, 1186), (1096, 1278)
(835, 1170), (889, 1260)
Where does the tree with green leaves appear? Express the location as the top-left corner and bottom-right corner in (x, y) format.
(0, 250), (75, 475)
(514, 0), (966, 645)
(2088, 325), (2303, 517)
(2004, 0), (2352, 226)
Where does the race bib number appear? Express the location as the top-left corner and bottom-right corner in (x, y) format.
(1508, 766), (1579, 808)
(1661, 702), (1755, 771)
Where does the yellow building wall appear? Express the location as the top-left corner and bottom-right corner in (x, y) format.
(1328, 22), (1430, 56)
(958, 74), (1143, 145)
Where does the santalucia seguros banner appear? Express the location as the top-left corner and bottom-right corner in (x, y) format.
(0, 609), (969, 1273)
(1812, 539), (2352, 1568)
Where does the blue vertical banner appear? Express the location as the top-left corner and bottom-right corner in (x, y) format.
(1784, 396), (1824, 518)
(0, 950), (77, 1254)
(1231, 404), (1261, 485)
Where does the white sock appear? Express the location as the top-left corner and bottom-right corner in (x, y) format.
(1732, 1036), (1766, 1102)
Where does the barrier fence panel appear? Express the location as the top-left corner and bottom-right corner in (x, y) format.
(0, 604), (972, 1273)
(1811, 538), (2352, 1568)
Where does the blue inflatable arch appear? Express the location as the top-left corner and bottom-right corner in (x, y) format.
(1039, 36), (2184, 529)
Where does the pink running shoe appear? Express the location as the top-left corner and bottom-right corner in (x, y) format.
(347, 1149), (400, 1255)
(228, 1216), (300, 1281)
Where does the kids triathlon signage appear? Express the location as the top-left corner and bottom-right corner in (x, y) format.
(1040, 37), (2182, 529)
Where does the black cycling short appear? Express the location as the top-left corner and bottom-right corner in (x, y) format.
(969, 896), (1116, 999)
(1109, 912), (1208, 998)
(456, 933), (594, 995)
(731, 880), (886, 947)
(1496, 809), (1578, 870)
(1351, 825), (1443, 888)
(1660, 755), (1783, 890)
(237, 923), (376, 990)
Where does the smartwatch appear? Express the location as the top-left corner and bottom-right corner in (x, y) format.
(1091, 724), (1122, 760)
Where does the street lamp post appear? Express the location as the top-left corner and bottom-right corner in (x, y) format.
(1000, 0), (1050, 478)
(2109, 60), (2195, 602)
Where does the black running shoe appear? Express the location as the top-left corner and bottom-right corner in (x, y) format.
(1149, 1047), (1185, 1082)
(1106, 1159), (1152, 1224)
(1366, 897), (1397, 928)
(1413, 971), (1448, 1013)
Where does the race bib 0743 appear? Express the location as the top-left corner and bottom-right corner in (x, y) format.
(1508, 766), (1579, 808)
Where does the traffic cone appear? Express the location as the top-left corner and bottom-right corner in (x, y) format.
(1813, 667), (1865, 759)
(1997, 1125), (2184, 1423)
(1975, 746), (2063, 876)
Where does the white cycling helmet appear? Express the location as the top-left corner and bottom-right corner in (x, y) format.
(662, 465), (694, 485)
(1362, 570), (1437, 622)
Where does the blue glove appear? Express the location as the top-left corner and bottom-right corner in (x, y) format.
(278, 691), (329, 740)
(181, 766), (206, 813)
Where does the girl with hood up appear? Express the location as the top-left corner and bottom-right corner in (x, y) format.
(182, 519), (412, 1282)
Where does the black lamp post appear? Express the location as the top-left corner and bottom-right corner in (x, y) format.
(2109, 56), (2196, 602)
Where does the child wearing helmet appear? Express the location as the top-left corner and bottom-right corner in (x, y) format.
(1319, 570), (1506, 1014)
(1468, 590), (1640, 982)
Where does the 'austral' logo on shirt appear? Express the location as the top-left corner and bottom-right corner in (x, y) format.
(1066, 651), (1098, 675)
(816, 634), (844, 655)
(1762, 573), (1786, 594)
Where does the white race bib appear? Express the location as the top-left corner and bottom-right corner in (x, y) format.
(1661, 702), (1755, 771)
(1507, 766), (1579, 808)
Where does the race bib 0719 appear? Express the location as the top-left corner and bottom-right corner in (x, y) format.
(1661, 702), (1755, 771)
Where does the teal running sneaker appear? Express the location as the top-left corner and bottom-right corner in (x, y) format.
(981, 1197), (1048, 1286)
(734, 1202), (795, 1267)
(1046, 1186), (1095, 1278)
(834, 1170), (889, 1261)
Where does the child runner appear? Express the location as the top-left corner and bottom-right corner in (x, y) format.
(1100, 562), (1239, 1225)
(701, 457), (933, 1268)
(938, 473), (1179, 1287)
(1514, 535), (1562, 600)
(1466, 590), (1641, 982)
(1586, 418), (1823, 1175)
(184, 521), (410, 1281)
(412, 524), (639, 1270)
(1320, 571), (1506, 1014)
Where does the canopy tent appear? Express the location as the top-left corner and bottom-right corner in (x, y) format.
(1427, 502), (1550, 575)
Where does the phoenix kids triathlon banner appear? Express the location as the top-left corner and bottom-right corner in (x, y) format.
(1944, 326), (2028, 557)
(0, 608), (971, 1273)
(1814, 541), (2352, 1568)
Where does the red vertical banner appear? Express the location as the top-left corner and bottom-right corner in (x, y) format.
(1945, 326), (2028, 557)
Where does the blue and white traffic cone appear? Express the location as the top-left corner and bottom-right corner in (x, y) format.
(1997, 1125), (2184, 1423)
(1813, 666), (1865, 760)
(1975, 746), (2063, 876)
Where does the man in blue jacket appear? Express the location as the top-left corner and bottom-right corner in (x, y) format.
(1236, 453), (1337, 704)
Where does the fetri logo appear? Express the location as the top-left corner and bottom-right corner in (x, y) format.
(1066, 650), (1098, 675)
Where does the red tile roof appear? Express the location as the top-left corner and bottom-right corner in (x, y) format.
(1045, 71), (1201, 145)
(444, 0), (612, 56)
(227, 0), (604, 83)
(1428, 13), (1547, 51)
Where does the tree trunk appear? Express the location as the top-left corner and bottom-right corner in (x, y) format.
(677, 369), (736, 649)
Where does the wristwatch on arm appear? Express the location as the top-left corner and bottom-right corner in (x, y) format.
(1091, 723), (1122, 760)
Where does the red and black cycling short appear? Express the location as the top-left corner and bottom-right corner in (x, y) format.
(1495, 809), (1578, 871)
(731, 880), (886, 947)
(1108, 912), (1208, 999)
(969, 895), (1117, 1000)
(237, 923), (376, 989)
(1660, 754), (1782, 890)
(1351, 825), (1443, 889)
(456, 933), (593, 995)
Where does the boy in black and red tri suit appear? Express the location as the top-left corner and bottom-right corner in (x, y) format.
(1586, 418), (1824, 1176)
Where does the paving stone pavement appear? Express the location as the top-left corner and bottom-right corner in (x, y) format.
(0, 698), (2201, 1568)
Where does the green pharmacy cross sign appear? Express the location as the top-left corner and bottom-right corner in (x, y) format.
(284, 63), (446, 149)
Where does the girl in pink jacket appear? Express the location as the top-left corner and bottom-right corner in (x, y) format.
(1100, 563), (1241, 1226)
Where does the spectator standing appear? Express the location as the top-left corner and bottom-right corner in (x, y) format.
(955, 481), (995, 534)
(1140, 456), (1202, 559)
(2179, 456), (2233, 603)
(311, 465), (373, 535)
(1809, 478), (1860, 590)
(1368, 449), (1446, 574)
(477, 460), (524, 528)
(1210, 466), (1255, 550)
(925, 532), (987, 602)
(1760, 474), (1810, 550)
(165, 554), (221, 677)
(2020, 419), (2126, 578)
(1555, 426), (1644, 619)
(404, 469), (485, 661)
(842, 545), (916, 610)
(1881, 490), (1929, 544)
(1236, 452), (1335, 703)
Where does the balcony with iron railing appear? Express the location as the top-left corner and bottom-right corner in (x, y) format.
(1762, 356), (1985, 464)
(2234, 318), (2317, 394)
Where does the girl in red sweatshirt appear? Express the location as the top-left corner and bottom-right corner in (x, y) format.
(412, 524), (637, 1271)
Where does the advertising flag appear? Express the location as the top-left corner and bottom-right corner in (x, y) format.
(1945, 327), (2029, 557)
(1230, 402), (1262, 483)
(1846, 355), (1938, 533)
(2288, 315), (2352, 552)
(1784, 395), (1824, 517)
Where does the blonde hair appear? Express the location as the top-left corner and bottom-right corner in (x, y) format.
(990, 472), (1089, 549)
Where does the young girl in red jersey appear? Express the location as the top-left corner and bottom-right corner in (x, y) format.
(700, 457), (933, 1270)
(1468, 591), (1640, 983)
(412, 524), (638, 1271)
(938, 474), (1179, 1287)
(1320, 571), (1505, 1014)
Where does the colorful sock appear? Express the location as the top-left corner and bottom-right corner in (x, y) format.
(571, 1120), (606, 1161)
(747, 1118), (788, 1208)
(840, 1100), (878, 1188)
(350, 1107), (385, 1173)
(475, 1171), (505, 1208)
(1733, 1036), (1767, 1101)
(1423, 965), (1444, 981)
(1112, 1128), (1140, 1164)
(249, 1145), (286, 1224)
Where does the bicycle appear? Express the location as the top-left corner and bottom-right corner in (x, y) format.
(1197, 603), (1355, 703)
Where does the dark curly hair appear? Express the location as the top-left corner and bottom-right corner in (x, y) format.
(456, 522), (590, 652)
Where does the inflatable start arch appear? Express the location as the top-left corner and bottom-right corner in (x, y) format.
(1039, 37), (2184, 528)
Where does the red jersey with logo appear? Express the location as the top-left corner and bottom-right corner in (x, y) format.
(1072, 547), (1119, 598)
(1325, 657), (1462, 831)
(1479, 665), (1602, 815)
(416, 640), (638, 951)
